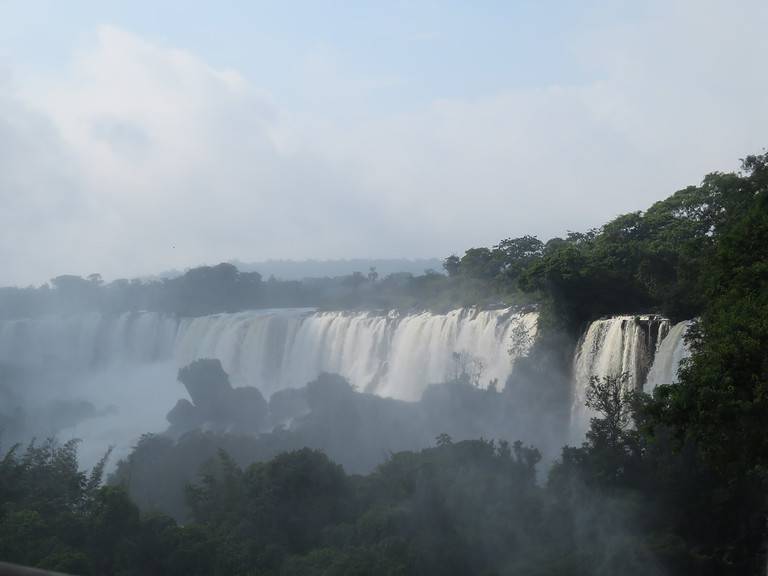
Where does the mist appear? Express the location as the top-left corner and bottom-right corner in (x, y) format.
(0, 258), (694, 574)
(2, 2), (768, 575)
(2, 1), (768, 285)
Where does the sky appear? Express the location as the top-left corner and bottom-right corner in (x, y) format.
(0, 0), (766, 286)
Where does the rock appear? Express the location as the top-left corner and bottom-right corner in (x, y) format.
(168, 359), (268, 436)
(177, 359), (232, 419)
(228, 386), (268, 434)
(166, 398), (201, 432)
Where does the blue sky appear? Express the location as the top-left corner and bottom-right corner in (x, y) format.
(0, 1), (766, 284)
(3, 2), (632, 95)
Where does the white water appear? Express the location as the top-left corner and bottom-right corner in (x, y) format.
(0, 312), (178, 369)
(645, 320), (691, 391)
(174, 307), (538, 400)
(1, 308), (536, 400)
(0, 312), (181, 465)
(570, 315), (691, 441)
(0, 307), (537, 464)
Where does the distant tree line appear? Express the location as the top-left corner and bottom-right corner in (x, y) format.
(0, 262), (497, 319)
(0, 152), (748, 326)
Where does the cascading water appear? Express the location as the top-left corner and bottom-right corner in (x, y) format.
(0, 307), (537, 465)
(645, 320), (691, 391)
(174, 308), (538, 400)
(570, 315), (691, 441)
(0, 312), (182, 466)
(2, 308), (694, 459)
(0, 311), (178, 368)
(1, 308), (536, 401)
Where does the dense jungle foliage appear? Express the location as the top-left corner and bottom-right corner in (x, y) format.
(0, 372), (760, 575)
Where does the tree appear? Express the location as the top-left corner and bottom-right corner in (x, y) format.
(493, 235), (544, 282)
(656, 152), (768, 474)
(585, 373), (636, 452)
(342, 271), (367, 289)
(443, 255), (461, 277)
(457, 247), (500, 280)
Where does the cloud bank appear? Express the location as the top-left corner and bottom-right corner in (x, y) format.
(1, 1), (766, 285)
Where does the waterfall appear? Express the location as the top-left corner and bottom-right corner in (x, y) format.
(0, 312), (181, 467)
(1, 307), (694, 462)
(0, 307), (538, 464)
(645, 320), (691, 391)
(174, 307), (538, 400)
(570, 315), (670, 441)
(0, 307), (538, 401)
(570, 315), (692, 441)
(0, 311), (178, 369)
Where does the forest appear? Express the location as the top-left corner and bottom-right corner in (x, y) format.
(0, 151), (767, 575)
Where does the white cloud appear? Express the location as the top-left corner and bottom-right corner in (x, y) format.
(5, 26), (391, 284)
(1, 2), (767, 285)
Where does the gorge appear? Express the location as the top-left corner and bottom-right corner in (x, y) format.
(0, 307), (690, 463)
